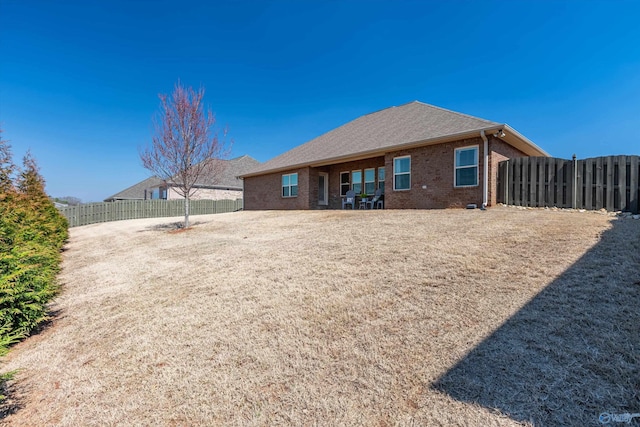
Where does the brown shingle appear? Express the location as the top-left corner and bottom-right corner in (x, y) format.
(104, 176), (164, 202)
(243, 101), (541, 176)
(193, 155), (261, 189)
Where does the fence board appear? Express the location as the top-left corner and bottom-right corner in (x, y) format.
(497, 161), (508, 204)
(606, 156), (615, 211)
(59, 199), (243, 227)
(498, 155), (640, 214)
(583, 159), (593, 210)
(630, 156), (639, 214)
(545, 158), (554, 207)
(513, 158), (521, 206)
(618, 155), (627, 211)
(537, 158), (546, 206)
(560, 160), (567, 207)
(522, 157), (530, 207)
(565, 160), (573, 208)
(573, 160), (583, 209)
(595, 157), (604, 210)
(531, 158), (539, 206)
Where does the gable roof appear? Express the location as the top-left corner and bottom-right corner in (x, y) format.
(187, 155), (261, 189)
(105, 156), (260, 202)
(242, 101), (548, 177)
(104, 176), (164, 202)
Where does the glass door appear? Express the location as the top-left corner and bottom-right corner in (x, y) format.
(318, 173), (328, 206)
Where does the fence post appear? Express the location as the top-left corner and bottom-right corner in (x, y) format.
(504, 160), (509, 205)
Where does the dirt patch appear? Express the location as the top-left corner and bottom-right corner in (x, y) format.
(1, 208), (638, 426)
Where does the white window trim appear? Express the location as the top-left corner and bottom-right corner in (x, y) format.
(282, 173), (298, 198)
(378, 167), (385, 190)
(393, 156), (411, 191)
(352, 169), (362, 194)
(364, 168), (376, 194)
(454, 145), (479, 188)
(340, 171), (350, 196)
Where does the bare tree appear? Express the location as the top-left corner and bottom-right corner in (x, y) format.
(140, 81), (230, 228)
(58, 196), (82, 206)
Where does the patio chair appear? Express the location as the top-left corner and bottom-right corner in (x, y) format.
(342, 190), (356, 209)
(367, 189), (384, 209)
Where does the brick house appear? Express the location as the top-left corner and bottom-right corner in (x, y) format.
(105, 155), (260, 202)
(241, 102), (548, 210)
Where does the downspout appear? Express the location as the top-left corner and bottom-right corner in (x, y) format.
(480, 130), (489, 210)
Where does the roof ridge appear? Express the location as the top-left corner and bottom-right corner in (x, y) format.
(361, 100), (427, 117)
(227, 154), (260, 162)
(118, 176), (161, 192)
(104, 176), (162, 200)
(411, 101), (500, 125)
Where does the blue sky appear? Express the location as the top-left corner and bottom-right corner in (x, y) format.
(2, 0), (639, 202)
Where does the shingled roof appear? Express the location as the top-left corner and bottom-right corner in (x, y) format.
(104, 176), (164, 202)
(105, 156), (260, 202)
(194, 155), (260, 189)
(243, 101), (547, 177)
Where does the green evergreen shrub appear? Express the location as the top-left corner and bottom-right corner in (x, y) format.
(0, 138), (68, 358)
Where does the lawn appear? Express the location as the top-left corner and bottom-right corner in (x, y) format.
(1, 207), (638, 426)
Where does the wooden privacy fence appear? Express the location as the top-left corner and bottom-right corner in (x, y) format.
(498, 155), (640, 214)
(59, 199), (243, 227)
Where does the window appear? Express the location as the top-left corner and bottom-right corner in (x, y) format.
(455, 146), (478, 187)
(352, 170), (362, 194)
(364, 168), (375, 194)
(150, 187), (167, 200)
(393, 156), (411, 190)
(378, 167), (385, 191)
(340, 171), (350, 196)
(282, 173), (298, 197)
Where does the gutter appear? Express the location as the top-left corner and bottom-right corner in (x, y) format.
(480, 130), (489, 209)
(241, 126), (508, 179)
(240, 124), (549, 179)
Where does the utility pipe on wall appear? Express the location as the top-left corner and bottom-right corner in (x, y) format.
(480, 130), (489, 209)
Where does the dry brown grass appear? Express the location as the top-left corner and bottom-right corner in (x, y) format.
(1, 207), (638, 426)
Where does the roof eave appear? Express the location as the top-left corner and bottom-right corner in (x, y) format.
(501, 124), (550, 157)
(241, 124), (548, 178)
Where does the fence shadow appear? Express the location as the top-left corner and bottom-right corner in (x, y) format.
(432, 218), (640, 425)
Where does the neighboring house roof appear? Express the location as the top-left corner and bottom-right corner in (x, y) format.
(104, 176), (164, 202)
(191, 155), (260, 190)
(242, 101), (548, 177)
(105, 156), (261, 202)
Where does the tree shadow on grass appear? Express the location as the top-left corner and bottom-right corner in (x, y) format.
(0, 377), (25, 420)
(0, 308), (64, 420)
(137, 220), (207, 233)
(432, 218), (640, 426)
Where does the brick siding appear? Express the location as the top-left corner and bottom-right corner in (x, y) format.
(244, 137), (529, 210)
(167, 187), (242, 201)
(382, 138), (483, 209)
(243, 167), (311, 210)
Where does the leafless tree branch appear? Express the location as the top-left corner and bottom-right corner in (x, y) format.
(139, 81), (231, 227)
